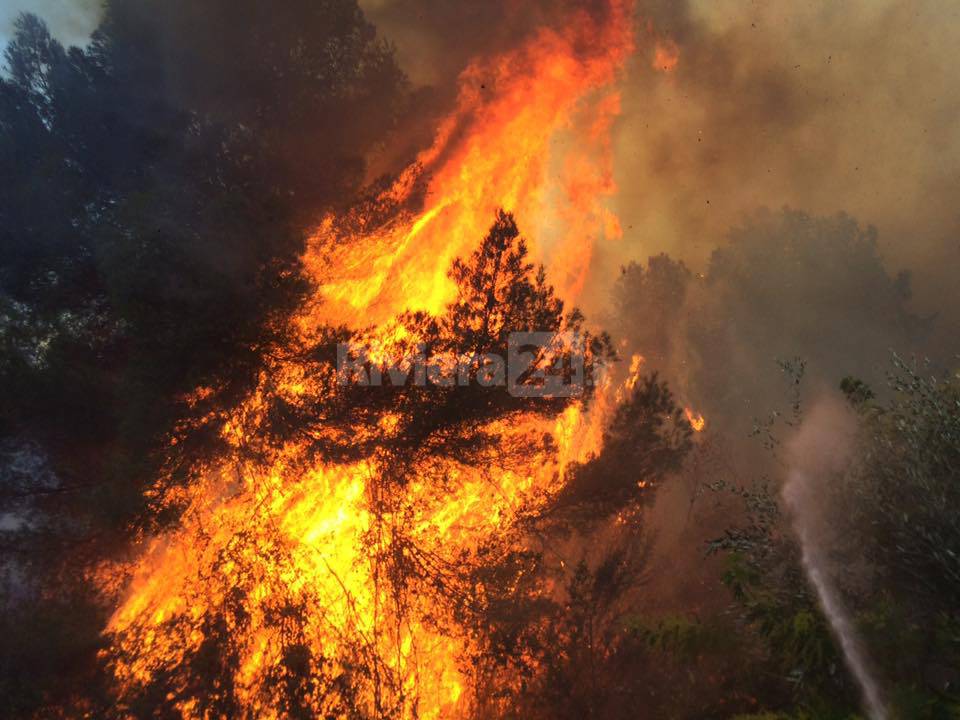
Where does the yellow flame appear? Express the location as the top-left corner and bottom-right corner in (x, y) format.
(101, 2), (638, 717)
(685, 407), (706, 433)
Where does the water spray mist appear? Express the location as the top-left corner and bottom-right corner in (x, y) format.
(783, 399), (887, 720)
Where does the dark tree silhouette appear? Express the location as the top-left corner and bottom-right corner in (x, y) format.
(0, 4), (407, 714)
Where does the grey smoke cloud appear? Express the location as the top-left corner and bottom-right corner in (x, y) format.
(607, 0), (960, 326)
(359, 0), (567, 89)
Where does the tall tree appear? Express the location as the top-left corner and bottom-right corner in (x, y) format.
(0, 4), (408, 714)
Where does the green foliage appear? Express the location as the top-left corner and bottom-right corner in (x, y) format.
(731, 712), (863, 720)
(0, 579), (110, 717)
(829, 360), (960, 714)
(721, 550), (841, 691)
(885, 684), (960, 720)
(706, 413), (860, 715)
(624, 613), (739, 660)
(709, 354), (960, 719)
(843, 358), (960, 606)
(1, 0), (407, 494)
(840, 376), (875, 407)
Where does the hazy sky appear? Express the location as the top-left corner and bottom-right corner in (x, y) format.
(0, 0), (99, 51)
(606, 0), (960, 320)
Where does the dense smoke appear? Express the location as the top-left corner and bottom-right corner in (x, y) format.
(359, 0), (563, 88)
(610, 1), (960, 327)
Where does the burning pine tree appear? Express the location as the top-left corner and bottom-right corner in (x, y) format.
(93, 2), (653, 716)
(101, 209), (691, 718)
(4, 0), (695, 716)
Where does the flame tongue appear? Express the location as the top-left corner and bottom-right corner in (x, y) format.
(102, 2), (637, 717)
(685, 407), (706, 433)
(302, 0), (635, 330)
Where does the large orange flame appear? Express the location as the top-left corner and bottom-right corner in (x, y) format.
(301, 3), (632, 330)
(101, 2), (637, 717)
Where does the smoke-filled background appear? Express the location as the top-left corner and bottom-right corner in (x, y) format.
(7, 0), (958, 334)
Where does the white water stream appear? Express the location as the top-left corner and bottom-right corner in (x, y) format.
(783, 467), (888, 720)
(782, 397), (889, 719)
